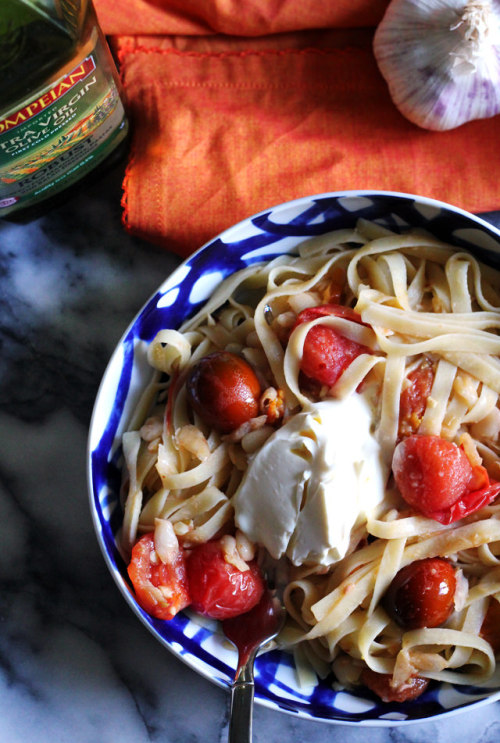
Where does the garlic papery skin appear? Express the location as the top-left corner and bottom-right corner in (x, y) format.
(373, 0), (500, 131)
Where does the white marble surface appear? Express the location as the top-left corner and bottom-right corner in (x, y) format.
(2, 165), (500, 742)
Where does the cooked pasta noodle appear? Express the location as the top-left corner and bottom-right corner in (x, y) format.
(121, 220), (500, 698)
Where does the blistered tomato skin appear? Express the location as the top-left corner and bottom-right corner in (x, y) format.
(393, 434), (500, 524)
(392, 435), (472, 515)
(361, 669), (429, 703)
(186, 351), (261, 433)
(292, 304), (370, 388)
(383, 557), (456, 629)
(186, 540), (265, 620)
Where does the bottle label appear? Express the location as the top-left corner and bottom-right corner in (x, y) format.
(0, 43), (127, 213)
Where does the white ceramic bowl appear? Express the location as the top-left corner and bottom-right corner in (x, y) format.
(87, 191), (500, 725)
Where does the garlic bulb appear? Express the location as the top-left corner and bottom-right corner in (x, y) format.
(373, 0), (500, 130)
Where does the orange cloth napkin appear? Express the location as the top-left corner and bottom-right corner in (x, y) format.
(94, 0), (500, 257)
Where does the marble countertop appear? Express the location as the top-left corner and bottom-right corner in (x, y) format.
(2, 162), (500, 743)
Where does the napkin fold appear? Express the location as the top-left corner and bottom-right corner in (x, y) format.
(94, 0), (500, 257)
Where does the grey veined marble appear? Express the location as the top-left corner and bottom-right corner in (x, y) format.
(2, 168), (500, 742)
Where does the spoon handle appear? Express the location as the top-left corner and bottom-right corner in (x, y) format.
(228, 660), (255, 743)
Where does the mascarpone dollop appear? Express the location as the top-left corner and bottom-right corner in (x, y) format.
(232, 393), (389, 566)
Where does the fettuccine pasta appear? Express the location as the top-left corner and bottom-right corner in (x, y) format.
(121, 219), (500, 701)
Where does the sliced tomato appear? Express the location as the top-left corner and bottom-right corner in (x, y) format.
(127, 533), (191, 620)
(399, 361), (434, 437)
(292, 304), (370, 388)
(186, 540), (265, 620)
(392, 435), (500, 524)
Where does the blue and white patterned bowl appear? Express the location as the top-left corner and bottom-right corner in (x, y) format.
(87, 191), (500, 726)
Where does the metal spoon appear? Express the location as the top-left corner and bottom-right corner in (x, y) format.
(222, 589), (286, 743)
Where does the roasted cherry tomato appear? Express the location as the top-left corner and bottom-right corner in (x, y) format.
(186, 540), (265, 620)
(127, 533), (191, 621)
(361, 669), (429, 703)
(383, 557), (456, 629)
(398, 361), (434, 437)
(480, 598), (500, 654)
(292, 304), (370, 389)
(392, 434), (500, 524)
(393, 435), (472, 513)
(186, 351), (261, 433)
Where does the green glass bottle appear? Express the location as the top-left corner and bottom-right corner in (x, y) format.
(0, 0), (129, 216)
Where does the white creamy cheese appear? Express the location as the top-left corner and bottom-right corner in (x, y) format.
(232, 393), (389, 566)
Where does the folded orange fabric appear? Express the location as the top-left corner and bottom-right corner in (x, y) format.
(94, 0), (390, 36)
(94, 1), (500, 257)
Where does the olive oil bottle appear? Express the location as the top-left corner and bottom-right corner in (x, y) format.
(0, 0), (128, 216)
